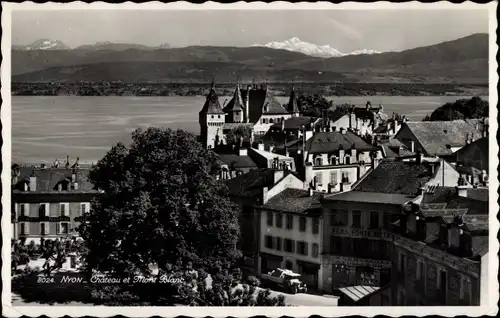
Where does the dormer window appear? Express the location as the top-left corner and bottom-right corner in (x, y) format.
(315, 157), (323, 166)
(345, 156), (351, 165)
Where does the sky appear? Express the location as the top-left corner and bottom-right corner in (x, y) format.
(12, 9), (489, 52)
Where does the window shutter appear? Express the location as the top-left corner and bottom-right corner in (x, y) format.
(304, 242), (308, 256)
(45, 222), (50, 235)
(24, 223), (29, 235)
(56, 223), (61, 234)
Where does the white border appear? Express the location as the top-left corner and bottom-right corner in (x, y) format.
(2, 2), (498, 317)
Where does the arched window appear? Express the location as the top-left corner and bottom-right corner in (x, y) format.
(269, 118), (274, 124)
(315, 156), (323, 166)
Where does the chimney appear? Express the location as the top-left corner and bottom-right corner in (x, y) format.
(281, 119), (285, 131)
(466, 174), (472, 184)
(262, 187), (269, 204)
(416, 151), (423, 164)
(304, 162), (314, 189)
(238, 148), (248, 156)
(371, 153), (379, 170)
(480, 170), (488, 185)
(29, 171), (37, 192)
(258, 141), (265, 151)
(309, 188), (314, 197)
(74, 182), (79, 190)
(409, 141), (415, 153)
(456, 185), (468, 198)
(340, 181), (351, 192)
(350, 147), (357, 163)
(65, 155), (70, 169)
(338, 148), (345, 164)
(245, 85), (251, 123)
(416, 217), (426, 241)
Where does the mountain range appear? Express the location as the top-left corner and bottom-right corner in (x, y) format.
(11, 33), (488, 84)
(253, 37), (380, 58)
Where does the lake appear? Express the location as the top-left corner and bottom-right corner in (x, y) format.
(11, 95), (488, 164)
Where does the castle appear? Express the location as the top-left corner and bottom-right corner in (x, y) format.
(199, 80), (300, 149)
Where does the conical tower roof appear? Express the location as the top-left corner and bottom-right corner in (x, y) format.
(199, 81), (225, 114)
(223, 82), (244, 112)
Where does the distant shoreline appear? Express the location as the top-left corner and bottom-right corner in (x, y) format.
(12, 82), (488, 97)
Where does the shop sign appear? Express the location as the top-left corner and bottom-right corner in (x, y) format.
(331, 227), (393, 240)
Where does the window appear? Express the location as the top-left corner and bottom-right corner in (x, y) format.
(437, 268), (447, 290)
(330, 171), (338, 184)
(218, 115), (221, 118)
(345, 156), (351, 164)
(265, 235), (273, 249)
(416, 260), (425, 280)
(297, 241), (308, 255)
(315, 172), (323, 185)
(20, 222), (28, 235)
(460, 277), (472, 302)
(275, 237), (282, 251)
(299, 217), (307, 232)
(211, 115), (214, 119)
(286, 215), (294, 230)
(315, 157), (322, 166)
(60, 203), (68, 217)
(312, 243), (319, 258)
(81, 203), (89, 215)
(19, 203), (29, 217)
(330, 235), (343, 254)
(399, 253), (406, 272)
(40, 222), (49, 235)
(269, 118), (274, 123)
(284, 239), (295, 253)
(276, 214), (283, 228)
(39, 204), (47, 218)
(331, 209), (348, 226)
(370, 211), (379, 229)
(267, 212), (273, 226)
(352, 210), (362, 228)
(59, 222), (69, 234)
(312, 218), (320, 234)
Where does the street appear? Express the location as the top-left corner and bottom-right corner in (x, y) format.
(265, 288), (339, 306)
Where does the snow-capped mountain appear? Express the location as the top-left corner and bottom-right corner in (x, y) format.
(21, 39), (71, 50)
(254, 37), (380, 58)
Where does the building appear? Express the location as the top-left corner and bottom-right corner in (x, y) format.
(199, 81), (299, 149)
(225, 168), (305, 273)
(391, 186), (489, 306)
(300, 129), (380, 193)
(450, 136), (489, 174)
(319, 157), (469, 298)
(394, 120), (486, 157)
(257, 188), (324, 290)
(11, 157), (100, 244)
(379, 139), (416, 160)
(373, 116), (406, 142)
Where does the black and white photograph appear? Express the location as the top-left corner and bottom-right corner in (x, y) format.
(1, 2), (498, 317)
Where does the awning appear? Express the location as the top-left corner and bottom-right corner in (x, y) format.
(338, 285), (380, 302)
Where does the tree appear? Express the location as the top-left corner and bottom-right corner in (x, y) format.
(423, 97), (489, 121)
(12, 240), (30, 271)
(293, 93), (334, 118)
(225, 125), (252, 146)
(79, 128), (280, 305)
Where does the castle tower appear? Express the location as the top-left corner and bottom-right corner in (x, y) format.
(223, 79), (245, 123)
(287, 85), (300, 117)
(199, 80), (226, 149)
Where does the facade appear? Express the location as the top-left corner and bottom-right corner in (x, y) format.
(319, 158), (464, 299)
(11, 158), (100, 244)
(225, 168), (305, 273)
(198, 83), (226, 149)
(301, 129), (380, 193)
(257, 188), (324, 290)
(391, 186), (489, 306)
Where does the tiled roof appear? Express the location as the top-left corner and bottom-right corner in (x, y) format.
(250, 148), (294, 161)
(270, 116), (319, 130)
(380, 139), (415, 159)
(323, 191), (414, 205)
(225, 168), (295, 198)
(465, 188), (489, 202)
(240, 88), (289, 122)
(261, 188), (322, 215)
(352, 161), (438, 195)
(217, 154), (258, 169)
(401, 120), (483, 156)
(223, 84), (244, 112)
(453, 137), (488, 172)
(12, 166), (96, 193)
(305, 131), (377, 154)
(199, 87), (225, 114)
(420, 186), (488, 215)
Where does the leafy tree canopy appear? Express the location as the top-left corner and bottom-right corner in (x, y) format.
(294, 93), (334, 118)
(423, 96), (488, 121)
(225, 125), (252, 146)
(80, 128), (242, 278)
